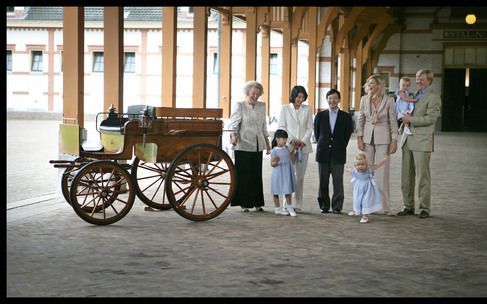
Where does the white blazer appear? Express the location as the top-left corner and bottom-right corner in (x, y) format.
(228, 101), (270, 152)
(277, 103), (314, 153)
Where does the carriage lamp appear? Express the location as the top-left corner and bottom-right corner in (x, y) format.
(139, 106), (153, 147)
(107, 104), (116, 116)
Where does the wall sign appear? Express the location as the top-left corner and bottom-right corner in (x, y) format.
(443, 30), (487, 40)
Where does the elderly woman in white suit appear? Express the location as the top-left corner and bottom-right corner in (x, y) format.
(277, 85), (313, 212)
(357, 74), (399, 214)
(229, 81), (271, 212)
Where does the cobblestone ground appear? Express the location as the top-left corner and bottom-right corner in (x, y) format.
(6, 119), (487, 297)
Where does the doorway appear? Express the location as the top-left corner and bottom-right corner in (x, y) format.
(442, 68), (487, 132)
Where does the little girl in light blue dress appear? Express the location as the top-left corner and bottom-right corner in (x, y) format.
(348, 152), (389, 223)
(270, 129), (297, 217)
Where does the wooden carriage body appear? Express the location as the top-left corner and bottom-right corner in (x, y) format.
(52, 106), (235, 225)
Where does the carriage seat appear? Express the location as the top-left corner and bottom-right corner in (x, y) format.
(99, 113), (129, 133)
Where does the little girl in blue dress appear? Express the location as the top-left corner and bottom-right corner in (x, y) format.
(270, 129), (297, 217)
(348, 152), (389, 223)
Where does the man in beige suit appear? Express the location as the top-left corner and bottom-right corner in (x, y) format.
(397, 69), (441, 219)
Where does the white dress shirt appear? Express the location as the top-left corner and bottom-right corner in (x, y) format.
(329, 108), (339, 134)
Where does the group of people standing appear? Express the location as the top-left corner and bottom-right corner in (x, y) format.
(227, 68), (441, 223)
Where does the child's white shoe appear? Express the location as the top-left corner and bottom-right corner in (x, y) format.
(285, 204), (297, 217)
(404, 126), (412, 135)
(275, 208), (289, 216)
(360, 216), (369, 224)
(348, 211), (355, 216)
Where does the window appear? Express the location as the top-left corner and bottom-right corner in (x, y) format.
(7, 7), (14, 13)
(92, 51), (104, 72)
(7, 50), (12, 71)
(31, 51), (43, 72)
(60, 51), (63, 72)
(380, 71), (390, 93)
(212, 53), (218, 74)
(270, 53), (278, 75)
(124, 52), (135, 73)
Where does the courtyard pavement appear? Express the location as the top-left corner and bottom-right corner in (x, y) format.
(6, 119), (487, 297)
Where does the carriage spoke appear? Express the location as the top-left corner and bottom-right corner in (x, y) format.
(149, 177), (164, 202)
(139, 163), (165, 174)
(137, 173), (163, 181)
(173, 166), (193, 178)
(205, 168), (230, 181)
(176, 185), (197, 207)
(204, 158), (223, 177)
(204, 151), (214, 175)
(198, 151), (202, 178)
(206, 181), (231, 185)
(173, 184), (192, 197)
(190, 188), (200, 214)
(203, 189), (219, 209)
(140, 176), (163, 192)
(206, 186), (229, 199)
(200, 187), (206, 214)
(89, 196), (102, 217)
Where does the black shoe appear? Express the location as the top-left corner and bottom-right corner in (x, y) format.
(332, 210), (342, 214)
(397, 208), (415, 216)
(320, 209), (330, 214)
(418, 210), (430, 218)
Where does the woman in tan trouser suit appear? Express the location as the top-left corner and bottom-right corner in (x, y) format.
(357, 75), (399, 214)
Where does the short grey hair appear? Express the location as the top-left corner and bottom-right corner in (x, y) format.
(242, 81), (264, 96)
(416, 69), (434, 84)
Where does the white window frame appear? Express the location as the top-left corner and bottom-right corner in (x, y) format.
(31, 50), (43, 72)
(7, 50), (13, 71)
(124, 52), (135, 73)
(270, 53), (278, 75)
(92, 51), (104, 72)
(212, 52), (218, 74)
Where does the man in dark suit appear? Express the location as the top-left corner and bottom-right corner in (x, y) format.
(314, 89), (354, 214)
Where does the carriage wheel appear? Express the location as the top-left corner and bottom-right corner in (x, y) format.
(61, 158), (89, 205)
(62, 158), (115, 213)
(165, 144), (236, 221)
(70, 160), (135, 225)
(131, 157), (172, 210)
(61, 160), (78, 205)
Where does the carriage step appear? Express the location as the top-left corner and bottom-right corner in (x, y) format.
(49, 160), (73, 164)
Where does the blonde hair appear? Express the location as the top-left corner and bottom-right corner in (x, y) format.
(399, 76), (411, 85)
(416, 69), (434, 85)
(363, 74), (386, 101)
(242, 81), (264, 96)
(354, 152), (368, 167)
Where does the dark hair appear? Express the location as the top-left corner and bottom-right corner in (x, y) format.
(289, 85), (308, 104)
(271, 129), (289, 148)
(326, 88), (341, 99)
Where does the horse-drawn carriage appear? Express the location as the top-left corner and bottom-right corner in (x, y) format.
(50, 105), (236, 225)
